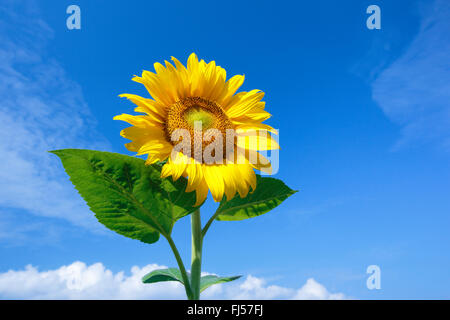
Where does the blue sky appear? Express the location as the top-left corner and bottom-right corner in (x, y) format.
(0, 0), (449, 299)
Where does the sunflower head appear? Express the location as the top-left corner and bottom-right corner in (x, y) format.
(114, 53), (279, 206)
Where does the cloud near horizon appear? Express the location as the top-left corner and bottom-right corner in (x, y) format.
(0, 261), (348, 300)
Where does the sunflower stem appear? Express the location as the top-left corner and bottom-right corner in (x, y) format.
(202, 202), (224, 238)
(190, 208), (203, 300)
(165, 235), (193, 300)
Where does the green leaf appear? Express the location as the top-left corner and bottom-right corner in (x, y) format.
(200, 275), (241, 292)
(216, 175), (296, 221)
(50, 149), (197, 244)
(142, 268), (186, 285)
(141, 269), (241, 293)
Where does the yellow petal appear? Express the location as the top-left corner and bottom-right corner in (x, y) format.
(225, 90), (265, 119)
(194, 180), (209, 206)
(240, 111), (272, 122)
(185, 162), (204, 192)
(161, 163), (173, 179)
(239, 164), (257, 194)
(137, 140), (172, 156)
(231, 165), (251, 197)
(218, 74), (245, 108)
(113, 114), (158, 128)
(203, 165), (225, 202)
(134, 73), (174, 106)
(220, 165), (237, 200)
(119, 94), (166, 123)
(234, 123), (278, 134)
(236, 130), (280, 151)
(120, 126), (165, 141)
(245, 149), (273, 174)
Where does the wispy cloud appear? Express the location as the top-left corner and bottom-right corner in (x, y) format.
(0, 210), (70, 247)
(371, 0), (450, 150)
(0, 261), (348, 300)
(0, 1), (110, 234)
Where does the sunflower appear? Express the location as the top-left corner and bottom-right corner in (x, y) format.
(114, 53), (279, 206)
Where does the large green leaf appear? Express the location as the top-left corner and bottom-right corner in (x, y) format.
(200, 275), (241, 292)
(50, 149), (197, 244)
(142, 268), (186, 285)
(216, 175), (296, 221)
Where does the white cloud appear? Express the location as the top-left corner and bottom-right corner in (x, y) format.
(292, 278), (346, 300)
(0, 261), (348, 300)
(0, 1), (110, 232)
(205, 275), (295, 300)
(371, 0), (450, 150)
(206, 275), (346, 300)
(0, 261), (185, 300)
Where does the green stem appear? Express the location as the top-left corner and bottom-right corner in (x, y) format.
(190, 208), (203, 300)
(165, 235), (193, 300)
(202, 202), (224, 238)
